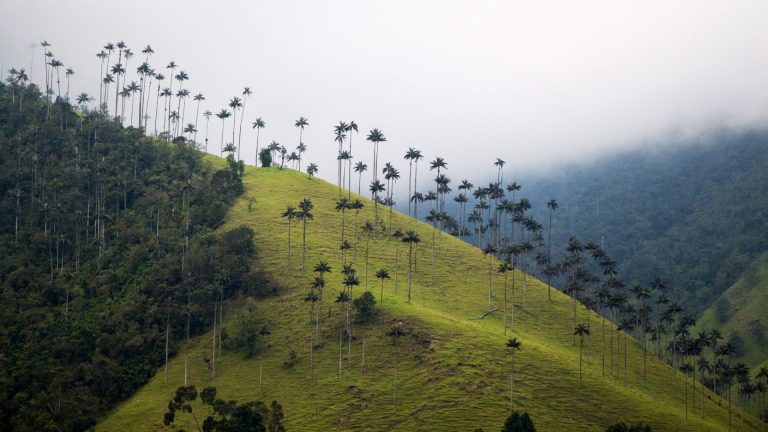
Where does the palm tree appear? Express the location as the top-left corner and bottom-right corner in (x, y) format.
(402, 231), (421, 303)
(388, 323), (406, 411)
(298, 199), (314, 271)
(76, 92), (92, 111)
(216, 109), (232, 154)
(345, 121), (358, 197)
(376, 269), (391, 308)
(203, 110), (212, 152)
(354, 161), (368, 195)
(335, 198), (351, 263)
(494, 158), (506, 183)
(252, 117), (265, 166)
(366, 128), (387, 183)
(64, 67), (74, 102)
(681, 362), (694, 431)
(755, 367), (768, 431)
(192, 93), (205, 143)
(297, 143), (307, 172)
(303, 290), (320, 380)
(228, 97), (243, 159)
(546, 198), (558, 300)
(306, 163), (318, 177)
(295, 116), (309, 150)
(369, 180), (385, 218)
(257, 325), (271, 398)
(482, 243), (497, 310)
(575, 324), (591, 385)
(96, 50), (107, 107)
(360, 220), (376, 287)
(506, 337), (522, 407)
(281, 206), (296, 266)
(334, 122), (348, 191)
(238, 87), (251, 160)
(335, 291), (351, 378)
(499, 261), (512, 334)
(110, 63), (125, 117)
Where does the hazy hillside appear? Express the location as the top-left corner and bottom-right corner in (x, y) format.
(517, 130), (768, 312)
(99, 165), (761, 432)
(697, 253), (768, 370)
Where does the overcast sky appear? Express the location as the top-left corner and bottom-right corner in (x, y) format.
(2, 0), (767, 186)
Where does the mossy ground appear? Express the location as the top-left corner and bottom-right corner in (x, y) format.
(99, 163), (762, 431)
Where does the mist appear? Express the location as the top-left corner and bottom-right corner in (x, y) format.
(2, 0), (767, 184)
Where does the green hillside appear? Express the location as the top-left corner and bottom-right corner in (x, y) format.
(99, 164), (761, 432)
(697, 253), (768, 371)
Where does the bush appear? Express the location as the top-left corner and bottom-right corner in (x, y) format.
(501, 411), (535, 432)
(605, 421), (652, 432)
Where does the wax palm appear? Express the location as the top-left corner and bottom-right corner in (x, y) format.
(228, 97), (243, 159)
(64, 67), (74, 102)
(192, 93), (205, 143)
(498, 261), (512, 334)
(252, 117), (265, 165)
(354, 161), (368, 195)
(257, 325), (271, 397)
(306, 163), (318, 177)
(203, 110), (212, 151)
(388, 322), (406, 411)
(76, 92), (92, 110)
(369, 180), (385, 218)
(361, 221), (375, 288)
(375, 269), (391, 308)
(346, 121), (358, 197)
(298, 198), (314, 271)
(335, 291), (351, 378)
(402, 231), (421, 303)
(153, 74), (165, 135)
(295, 116), (309, 147)
(482, 243), (497, 310)
(216, 109), (232, 154)
(238, 87), (251, 161)
(366, 128), (387, 183)
(297, 143), (307, 172)
(506, 337), (522, 407)
(574, 324), (591, 385)
(110, 63), (125, 117)
(281, 205), (297, 266)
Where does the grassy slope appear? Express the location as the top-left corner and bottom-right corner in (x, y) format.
(99, 165), (762, 432)
(697, 253), (768, 371)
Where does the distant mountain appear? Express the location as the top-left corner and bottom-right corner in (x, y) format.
(519, 130), (768, 313)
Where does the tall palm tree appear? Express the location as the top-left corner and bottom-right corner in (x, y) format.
(296, 143), (307, 172)
(238, 87), (251, 160)
(575, 324), (591, 385)
(298, 199), (314, 271)
(402, 231), (421, 303)
(376, 269), (390, 308)
(303, 290), (320, 380)
(494, 158), (506, 183)
(681, 362), (694, 431)
(64, 67), (74, 102)
(257, 325), (271, 398)
(153, 74), (165, 135)
(281, 206), (296, 266)
(110, 63), (125, 118)
(295, 116), (309, 147)
(334, 122), (348, 191)
(546, 198), (558, 300)
(369, 180), (385, 218)
(203, 110), (212, 152)
(252, 117), (265, 166)
(228, 97), (243, 159)
(335, 198), (351, 264)
(165, 61), (177, 133)
(354, 161), (368, 195)
(306, 163), (318, 177)
(499, 261), (512, 334)
(76, 92), (92, 111)
(506, 337), (522, 407)
(192, 93), (205, 143)
(335, 291), (351, 378)
(361, 221), (375, 288)
(216, 109), (232, 154)
(96, 50), (108, 107)
(366, 128), (387, 184)
(388, 323), (406, 411)
(482, 243), (497, 310)
(346, 121), (358, 197)
(173, 70), (189, 135)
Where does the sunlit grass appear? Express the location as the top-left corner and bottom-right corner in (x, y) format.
(99, 163), (762, 431)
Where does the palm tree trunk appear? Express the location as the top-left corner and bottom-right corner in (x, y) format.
(579, 338), (584, 385)
(510, 353), (515, 407)
(164, 310), (170, 384)
(212, 296), (217, 377)
(407, 244), (413, 303)
(259, 341), (265, 397)
(503, 272), (508, 334)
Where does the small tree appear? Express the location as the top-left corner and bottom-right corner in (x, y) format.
(259, 147), (272, 167)
(502, 411), (536, 432)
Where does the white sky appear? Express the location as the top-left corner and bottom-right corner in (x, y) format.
(2, 0), (767, 186)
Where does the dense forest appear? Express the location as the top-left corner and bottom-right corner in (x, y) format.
(515, 131), (768, 312)
(0, 82), (266, 430)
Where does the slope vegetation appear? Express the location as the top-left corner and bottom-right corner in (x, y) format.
(100, 165), (762, 431)
(697, 253), (768, 370)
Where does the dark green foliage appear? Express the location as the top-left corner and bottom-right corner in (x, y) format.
(501, 411), (535, 432)
(519, 131), (768, 312)
(605, 421), (652, 432)
(714, 297), (731, 324)
(163, 386), (277, 432)
(0, 83), (250, 430)
(259, 147), (272, 168)
(353, 291), (377, 322)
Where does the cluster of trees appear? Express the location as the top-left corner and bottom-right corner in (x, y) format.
(0, 74), (260, 430)
(163, 385), (285, 432)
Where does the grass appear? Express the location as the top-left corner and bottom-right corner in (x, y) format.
(99, 163), (763, 431)
(697, 252), (768, 371)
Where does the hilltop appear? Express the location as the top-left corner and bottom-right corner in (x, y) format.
(99, 164), (761, 431)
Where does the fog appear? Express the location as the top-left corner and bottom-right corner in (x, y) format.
(2, 0), (767, 185)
